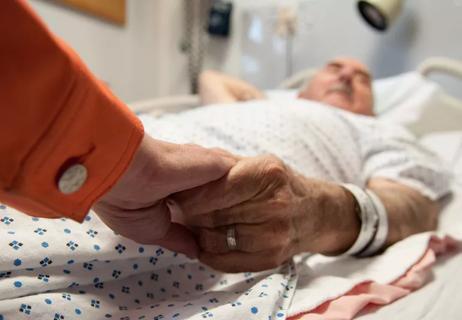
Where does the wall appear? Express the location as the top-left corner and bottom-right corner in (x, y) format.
(292, 0), (462, 77)
(30, 0), (462, 101)
(30, 0), (190, 103)
(204, 0), (298, 76)
(205, 0), (462, 95)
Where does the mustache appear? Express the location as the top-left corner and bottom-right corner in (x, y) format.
(327, 82), (353, 96)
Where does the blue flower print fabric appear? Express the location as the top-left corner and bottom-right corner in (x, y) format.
(0, 204), (296, 320)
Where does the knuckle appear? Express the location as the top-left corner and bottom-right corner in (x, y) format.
(262, 157), (288, 181)
(268, 192), (291, 211)
(265, 162), (285, 177)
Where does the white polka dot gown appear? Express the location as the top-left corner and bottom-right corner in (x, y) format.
(0, 100), (450, 320)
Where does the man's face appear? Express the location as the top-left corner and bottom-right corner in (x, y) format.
(298, 58), (374, 116)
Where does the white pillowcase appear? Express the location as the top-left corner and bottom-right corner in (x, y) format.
(373, 72), (440, 120)
(266, 72), (440, 116)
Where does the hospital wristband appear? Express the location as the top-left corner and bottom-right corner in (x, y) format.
(357, 190), (389, 257)
(341, 184), (379, 256)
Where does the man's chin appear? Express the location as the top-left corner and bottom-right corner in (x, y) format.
(323, 97), (353, 112)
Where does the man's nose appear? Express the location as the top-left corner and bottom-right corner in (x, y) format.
(338, 67), (355, 83)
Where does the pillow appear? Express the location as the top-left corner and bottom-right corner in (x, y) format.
(373, 72), (440, 119)
(267, 72), (449, 137)
(266, 72), (440, 118)
(375, 73), (462, 137)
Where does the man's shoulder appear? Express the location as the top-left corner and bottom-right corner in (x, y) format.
(337, 110), (417, 141)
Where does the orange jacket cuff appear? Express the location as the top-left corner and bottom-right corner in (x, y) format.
(0, 1), (144, 222)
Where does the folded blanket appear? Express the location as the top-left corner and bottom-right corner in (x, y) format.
(290, 236), (460, 320)
(286, 233), (459, 318)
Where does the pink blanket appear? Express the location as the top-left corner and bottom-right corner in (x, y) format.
(290, 236), (460, 320)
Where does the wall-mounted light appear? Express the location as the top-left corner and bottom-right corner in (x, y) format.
(357, 0), (404, 31)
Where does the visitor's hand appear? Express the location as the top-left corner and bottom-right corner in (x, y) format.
(93, 134), (236, 258)
(174, 155), (358, 272)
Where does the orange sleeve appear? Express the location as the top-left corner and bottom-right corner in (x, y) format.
(0, 0), (144, 222)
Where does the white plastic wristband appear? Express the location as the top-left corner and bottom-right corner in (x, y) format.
(358, 190), (389, 257)
(341, 184), (379, 256)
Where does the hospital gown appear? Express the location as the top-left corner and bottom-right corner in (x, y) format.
(0, 100), (450, 320)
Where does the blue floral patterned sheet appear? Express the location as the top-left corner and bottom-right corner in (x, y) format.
(0, 204), (296, 320)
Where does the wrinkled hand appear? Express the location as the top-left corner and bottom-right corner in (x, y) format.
(174, 155), (356, 272)
(93, 135), (236, 258)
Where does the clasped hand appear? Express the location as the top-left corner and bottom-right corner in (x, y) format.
(94, 135), (353, 272)
(93, 135), (236, 258)
(174, 154), (350, 272)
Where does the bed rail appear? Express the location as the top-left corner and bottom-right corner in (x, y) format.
(418, 57), (462, 79)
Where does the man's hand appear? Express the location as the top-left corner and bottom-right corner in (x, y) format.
(93, 134), (236, 258)
(198, 70), (265, 105)
(173, 155), (359, 272)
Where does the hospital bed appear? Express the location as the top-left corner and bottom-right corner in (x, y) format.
(129, 57), (462, 140)
(129, 56), (462, 320)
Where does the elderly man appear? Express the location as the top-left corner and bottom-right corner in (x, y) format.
(198, 57), (374, 115)
(159, 57), (450, 272)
